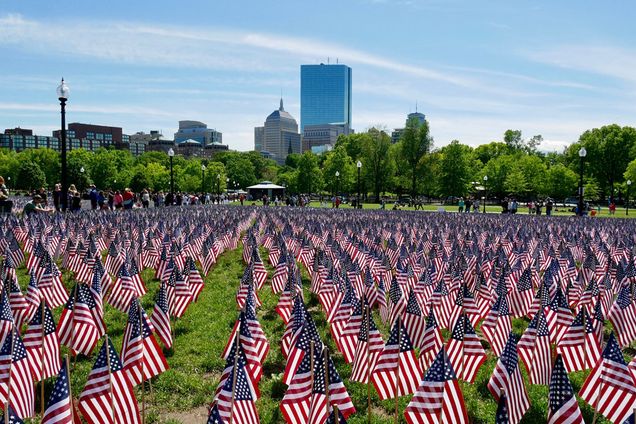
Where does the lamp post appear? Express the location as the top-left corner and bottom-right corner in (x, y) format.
(356, 160), (362, 209)
(217, 173), (221, 201)
(168, 148), (175, 199)
(201, 164), (206, 195)
(6, 177), (10, 191)
(627, 180), (632, 216)
(482, 175), (488, 213)
(57, 78), (70, 211)
(335, 171), (340, 203)
(578, 147), (587, 216)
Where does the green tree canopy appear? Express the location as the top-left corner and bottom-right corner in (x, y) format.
(398, 117), (432, 196)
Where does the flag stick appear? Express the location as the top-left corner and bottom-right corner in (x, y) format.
(229, 328), (240, 424)
(40, 301), (46, 417)
(105, 335), (115, 424)
(365, 306), (372, 424)
(394, 319), (401, 424)
(65, 355), (73, 419)
(70, 284), (79, 371)
(309, 341), (315, 393)
(5, 327), (15, 424)
(323, 346), (332, 421)
(334, 404), (340, 424)
(138, 300), (146, 424)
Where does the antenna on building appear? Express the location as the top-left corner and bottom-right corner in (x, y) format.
(336, 58), (339, 64)
(327, 57), (330, 64)
(415, 101), (418, 113)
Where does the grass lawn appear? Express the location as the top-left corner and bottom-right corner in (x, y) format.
(15, 240), (622, 423)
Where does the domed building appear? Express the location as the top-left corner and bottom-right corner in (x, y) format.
(254, 99), (301, 164)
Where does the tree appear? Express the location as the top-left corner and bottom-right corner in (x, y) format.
(91, 148), (118, 189)
(323, 145), (354, 195)
(398, 117), (432, 197)
(284, 153), (301, 169)
(503, 166), (528, 196)
(544, 164), (577, 200)
(296, 151), (322, 194)
(572, 125), (636, 201)
(516, 155), (547, 197)
(16, 161), (46, 191)
(437, 140), (473, 197)
(481, 155), (516, 199)
(526, 135), (543, 153)
(359, 129), (394, 202)
(473, 142), (509, 164)
(504, 129), (524, 150)
(20, 149), (60, 188)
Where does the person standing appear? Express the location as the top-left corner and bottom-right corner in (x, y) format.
(545, 198), (553, 216)
(141, 189), (150, 208)
(53, 183), (62, 211)
(122, 188), (134, 210)
(89, 185), (98, 210)
(458, 197), (465, 213)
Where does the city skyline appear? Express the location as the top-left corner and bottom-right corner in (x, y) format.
(1, 1), (635, 152)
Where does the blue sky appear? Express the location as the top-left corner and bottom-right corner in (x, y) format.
(1, 0), (635, 152)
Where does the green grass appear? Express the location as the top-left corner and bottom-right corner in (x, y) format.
(15, 243), (621, 423)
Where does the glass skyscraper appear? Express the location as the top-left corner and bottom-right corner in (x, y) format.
(300, 64), (352, 133)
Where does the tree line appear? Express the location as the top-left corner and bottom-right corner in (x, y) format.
(2, 118), (636, 203)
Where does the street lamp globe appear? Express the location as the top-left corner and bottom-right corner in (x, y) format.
(80, 167), (84, 173)
(335, 171), (340, 177)
(217, 173), (220, 179)
(483, 175), (488, 182)
(168, 148), (174, 157)
(56, 78), (70, 100)
(579, 147), (587, 158)
(628, 180), (632, 186)
(357, 160), (362, 169)
(201, 164), (206, 171)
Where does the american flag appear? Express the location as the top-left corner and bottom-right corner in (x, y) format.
(57, 284), (100, 356)
(24, 272), (41, 324)
(495, 392), (509, 424)
(419, 306), (444, 371)
(608, 285), (636, 347)
(337, 298), (363, 364)
(271, 254), (288, 294)
(350, 308), (384, 384)
(481, 292), (512, 357)
(446, 313), (487, 384)
(121, 298), (169, 387)
(242, 286), (269, 364)
(307, 347), (355, 424)
(78, 337), (141, 424)
(0, 291), (15, 349)
(283, 316), (322, 386)
(281, 297), (306, 359)
(107, 263), (137, 313)
(6, 279), (29, 330)
(518, 308), (552, 385)
(211, 340), (260, 424)
(547, 354), (584, 424)
(89, 264), (107, 338)
(487, 333), (530, 424)
(23, 301), (61, 382)
(38, 259), (67, 309)
(150, 282), (172, 349)
(169, 266), (192, 318)
(42, 359), (78, 424)
(184, 256), (205, 302)
(388, 276), (406, 325)
(371, 319), (422, 400)
(546, 286), (573, 345)
(0, 404), (23, 424)
(0, 327), (34, 419)
(579, 332), (636, 424)
(557, 309), (601, 372)
(280, 345), (316, 424)
(404, 347), (468, 424)
(403, 289), (427, 350)
(509, 267), (534, 318)
(222, 313), (262, 386)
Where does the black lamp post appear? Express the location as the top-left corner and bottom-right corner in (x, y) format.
(482, 175), (488, 213)
(356, 160), (362, 209)
(57, 78), (69, 211)
(578, 147), (587, 216)
(217, 173), (221, 201)
(627, 180), (632, 216)
(168, 148), (175, 199)
(335, 171), (340, 200)
(201, 164), (206, 195)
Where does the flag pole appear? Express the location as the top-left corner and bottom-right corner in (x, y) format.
(394, 319), (401, 424)
(334, 404), (340, 424)
(365, 305), (372, 424)
(65, 354), (73, 420)
(40, 301), (46, 417)
(138, 300), (146, 424)
(5, 327), (16, 424)
(323, 346), (332, 421)
(71, 284), (79, 370)
(105, 335), (115, 424)
(229, 327), (240, 424)
(309, 341), (315, 393)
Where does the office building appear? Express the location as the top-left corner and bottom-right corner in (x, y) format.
(302, 123), (349, 152)
(53, 122), (129, 149)
(255, 99), (301, 165)
(129, 130), (166, 156)
(174, 120), (222, 146)
(391, 111), (427, 144)
(300, 63), (352, 133)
